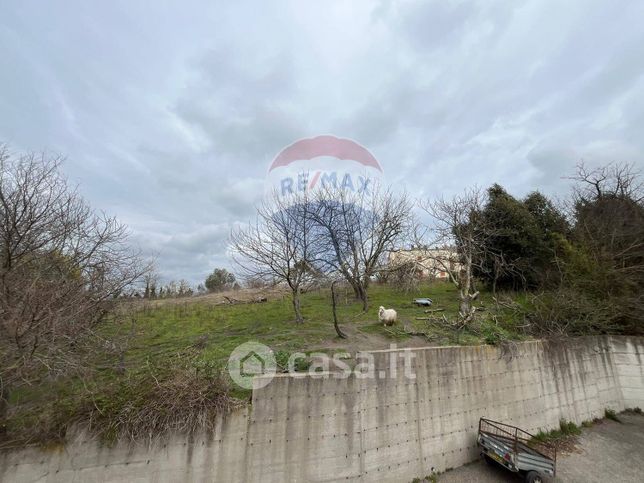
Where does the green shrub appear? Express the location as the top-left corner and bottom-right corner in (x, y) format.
(274, 350), (311, 372)
(604, 408), (621, 422)
(559, 419), (581, 436)
(530, 419), (580, 445)
(480, 322), (506, 345)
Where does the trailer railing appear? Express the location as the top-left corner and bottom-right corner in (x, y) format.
(479, 418), (557, 463)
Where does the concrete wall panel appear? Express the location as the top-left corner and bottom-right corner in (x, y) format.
(1, 336), (643, 483)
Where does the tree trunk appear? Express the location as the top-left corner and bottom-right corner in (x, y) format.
(459, 295), (472, 318)
(350, 280), (361, 299)
(345, 277), (369, 312)
(0, 383), (9, 436)
(458, 290), (479, 322)
(292, 288), (303, 323)
(354, 283), (368, 312)
(331, 281), (347, 338)
(458, 252), (476, 320)
(360, 287), (369, 312)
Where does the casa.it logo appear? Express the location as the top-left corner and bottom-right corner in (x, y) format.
(227, 341), (276, 390)
(265, 135), (384, 200)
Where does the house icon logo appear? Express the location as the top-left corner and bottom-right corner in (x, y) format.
(228, 341), (277, 389)
(240, 350), (266, 377)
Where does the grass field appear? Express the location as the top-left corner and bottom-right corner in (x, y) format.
(121, 281), (528, 357)
(3, 281), (530, 447)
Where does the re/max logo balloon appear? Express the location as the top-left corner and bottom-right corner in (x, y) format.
(265, 135), (384, 201)
(279, 171), (373, 196)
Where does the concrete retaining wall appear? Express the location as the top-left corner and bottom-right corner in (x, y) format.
(1, 336), (643, 482)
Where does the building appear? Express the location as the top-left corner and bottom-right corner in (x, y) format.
(388, 247), (462, 281)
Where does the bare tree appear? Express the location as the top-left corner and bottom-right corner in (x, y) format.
(570, 162), (643, 203)
(178, 279), (193, 297)
(419, 188), (498, 322)
(143, 269), (160, 299)
(379, 252), (423, 292)
(570, 163), (644, 279)
(0, 147), (149, 419)
(567, 162), (644, 332)
(231, 191), (319, 323)
(311, 185), (413, 311)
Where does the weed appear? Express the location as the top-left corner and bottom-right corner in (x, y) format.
(559, 419), (581, 436)
(274, 350), (311, 372)
(604, 408), (621, 422)
(479, 319), (512, 345)
(530, 419), (580, 445)
(411, 474), (438, 483)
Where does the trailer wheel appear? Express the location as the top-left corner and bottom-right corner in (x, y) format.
(482, 454), (495, 466)
(525, 471), (543, 483)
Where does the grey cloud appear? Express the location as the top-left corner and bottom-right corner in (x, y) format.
(396, 0), (482, 49)
(1, 0), (643, 283)
(173, 48), (305, 163)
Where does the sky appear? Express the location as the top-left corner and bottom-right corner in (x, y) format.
(1, 0), (643, 285)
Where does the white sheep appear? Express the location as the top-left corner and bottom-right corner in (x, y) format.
(378, 306), (397, 326)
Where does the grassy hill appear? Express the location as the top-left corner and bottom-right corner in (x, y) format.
(3, 281), (529, 447)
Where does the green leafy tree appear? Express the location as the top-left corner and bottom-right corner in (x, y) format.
(478, 185), (540, 289)
(523, 191), (570, 286)
(477, 185), (569, 290)
(205, 268), (236, 293)
(523, 163), (643, 336)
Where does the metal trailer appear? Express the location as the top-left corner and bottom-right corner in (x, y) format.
(477, 418), (556, 483)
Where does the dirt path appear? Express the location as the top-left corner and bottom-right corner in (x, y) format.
(314, 321), (438, 354)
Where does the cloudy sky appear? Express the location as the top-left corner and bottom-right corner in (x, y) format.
(1, 0), (643, 284)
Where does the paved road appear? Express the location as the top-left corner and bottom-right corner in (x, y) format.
(437, 413), (644, 483)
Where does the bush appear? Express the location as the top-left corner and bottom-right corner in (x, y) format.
(559, 419), (581, 436)
(274, 350), (311, 372)
(530, 419), (580, 444)
(479, 319), (512, 345)
(527, 288), (618, 336)
(604, 408), (621, 422)
(205, 268), (237, 292)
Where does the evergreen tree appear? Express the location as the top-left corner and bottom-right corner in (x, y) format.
(205, 268), (236, 293)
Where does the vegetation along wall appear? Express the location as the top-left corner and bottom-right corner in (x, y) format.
(1, 336), (643, 482)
